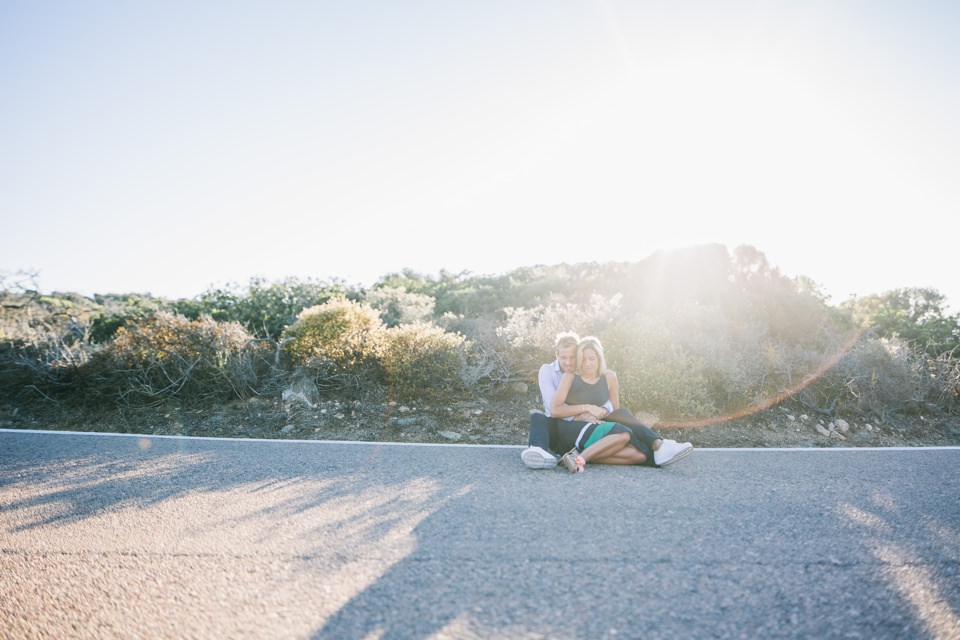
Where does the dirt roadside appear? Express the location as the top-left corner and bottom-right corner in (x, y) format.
(3, 387), (959, 450)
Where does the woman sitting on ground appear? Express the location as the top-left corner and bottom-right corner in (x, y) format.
(550, 336), (692, 473)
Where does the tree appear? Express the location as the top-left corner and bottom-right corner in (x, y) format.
(844, 288), (960, 356)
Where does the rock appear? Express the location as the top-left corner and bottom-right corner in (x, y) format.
(815, 424), (831, 437)
(288, 371), (320, 404)
(636, 411), (661, 426)
(438, 430), (461, 441)
(392, 417), (418, 428)
(281, 424), (295, 435)
(835, 419), (850, 433)
(282, 389), (315, 412)
(509, 382), (529, 395)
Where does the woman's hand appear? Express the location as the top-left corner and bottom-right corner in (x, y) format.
(582, 404), (607, 422)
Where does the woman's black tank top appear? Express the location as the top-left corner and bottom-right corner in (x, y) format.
(566, 374), (609, 407)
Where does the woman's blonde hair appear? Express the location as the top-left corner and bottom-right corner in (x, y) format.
(577, 336), (607, 375)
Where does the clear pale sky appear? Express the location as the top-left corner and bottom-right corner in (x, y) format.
(2, 1), (958, 310)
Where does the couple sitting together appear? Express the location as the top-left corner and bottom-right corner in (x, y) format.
(522, 332), (693, 472)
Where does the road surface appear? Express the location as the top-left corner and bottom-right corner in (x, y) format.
(1, 429), (958, 639)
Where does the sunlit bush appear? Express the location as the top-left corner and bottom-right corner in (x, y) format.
(281, 297), (387, 373)
(603, 319), (717, 421)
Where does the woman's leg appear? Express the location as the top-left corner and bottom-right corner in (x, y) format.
(580, 432), (631, 464)
(591, 445), (647, 465)
(605, 410), (664, 465)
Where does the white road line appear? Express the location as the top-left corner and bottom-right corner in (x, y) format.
(2, 428), (959, 451)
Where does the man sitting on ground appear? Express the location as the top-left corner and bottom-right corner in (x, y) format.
(521, 331), (692, 469)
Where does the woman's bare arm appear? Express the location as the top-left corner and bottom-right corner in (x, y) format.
(550, 372), (577, 417)
(551, 373), (607, 421)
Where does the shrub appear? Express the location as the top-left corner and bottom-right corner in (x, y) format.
(99, 311), (263, 405)
(364, 285), (435, 327)
(89, 294), (172, 343)
(280, 298), (387, 385)
(603, 319), (717, 421)
(381, 322), (467, 400)
(805, 335), (942, 419)
(496, 295), (622, 381)
(0, 291), (100, 401)
(176, 277), (352, 340)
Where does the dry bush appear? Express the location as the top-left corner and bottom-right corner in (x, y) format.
(435, 312), (515, 389)
(807, 335), (948, 418)
(0, 292), (99, 401)
(98, 311), (263, 405)
(456, 340), (513, 391)
(381, 322), (467, 401)
(926, 351), (960, 406)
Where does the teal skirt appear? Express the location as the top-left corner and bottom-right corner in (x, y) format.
(580, 421), (636, 450)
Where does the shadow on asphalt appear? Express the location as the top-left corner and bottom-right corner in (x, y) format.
(3, 431), (959, 639)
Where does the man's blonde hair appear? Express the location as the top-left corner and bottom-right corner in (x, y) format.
(554, 331), (580, 354)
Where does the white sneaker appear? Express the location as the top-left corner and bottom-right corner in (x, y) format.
(521, 446), (558, 469)
(654, 440), (693, 467)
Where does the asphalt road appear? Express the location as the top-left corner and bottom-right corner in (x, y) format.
(1, 429), (958, 640)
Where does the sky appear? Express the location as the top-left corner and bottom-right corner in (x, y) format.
(2, 1), (958, 311)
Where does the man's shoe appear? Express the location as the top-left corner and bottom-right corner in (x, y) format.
(521, 446), (558, 469)
(654, 440), (694, 467)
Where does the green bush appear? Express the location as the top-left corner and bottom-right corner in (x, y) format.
(364, 285), (435, 327)
(175, 277), (351, 340)
(90, 294), (172, 343)
(381, 322), (467, 400)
